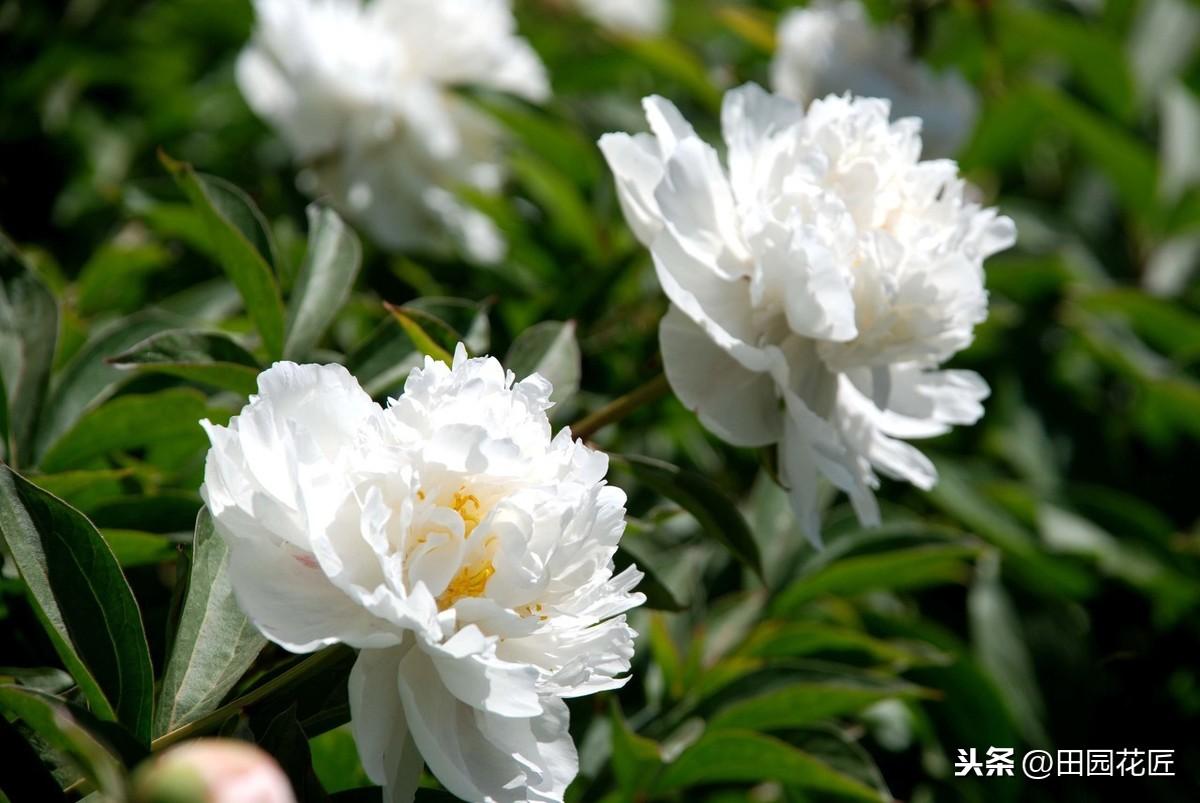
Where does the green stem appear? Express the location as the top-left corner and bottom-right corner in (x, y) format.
(150, 645), (351, 751)
(570, 373), (670, 441)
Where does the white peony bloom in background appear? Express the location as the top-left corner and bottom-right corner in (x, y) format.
(771, 0), (978, 158)
(571, 0), (669, 36)
(237, 0), (550, 263)
(599, 84), (1015, 539)
(201, 346), (643, 802)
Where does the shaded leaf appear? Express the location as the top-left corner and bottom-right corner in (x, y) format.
(654, 729), (881, 801)
(284, 205), (362, 360)
(154, 508), (267, 737)
(505, 320), (581, 404)
(108, 329), (260, 395)
(161, 153), (286, 358)
(39, 389), (214, 473)
(613, 455), (763, 581)
(0, 468), (154, 742)
(0, 685), (125, 800)
(710, 681), (930, 732)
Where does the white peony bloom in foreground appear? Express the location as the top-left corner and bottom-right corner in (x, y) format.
(771, 0), (978, 157)
(571, 0), (669, 35)
(599, 84), (1015, 539)
(237, 0), (549, 263)
(201, 346), (643, 802)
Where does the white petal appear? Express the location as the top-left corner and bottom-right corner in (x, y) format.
(224, 535), (400, 652)
(598, 132), (665, 246)
(423, 626), (543, 718)
(396, 649), (577, 802)
(659, 305), (782, 447)
(349, 646), (423, 803)
(655, 137), (749, 276)
(642, 95), (695, 154)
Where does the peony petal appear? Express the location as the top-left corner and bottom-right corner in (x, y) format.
(659, 305), (782, 447)
(423, 625), (543, 718)
(348, 645), (423, 803)
(396, 648), (576, 802)
(598, 132), (666, 246)
(223, 535), (401, 652)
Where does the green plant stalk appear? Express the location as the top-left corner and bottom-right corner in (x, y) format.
(570, 373), (670, 441)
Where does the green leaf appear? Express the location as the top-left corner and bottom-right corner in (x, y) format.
(0, 468), (154, 742)
(33, 315), (172, 466)
(613, 455), (764, 581)
(39, 389), (214, 473)
(108, 329), (260, 395)
(1026, 85), (1161, 225)
(736, 621), (947, 669)
(0, 234), (58, 468)
(284, 205), (362, 360)
(0, 685), (125, 800)
(710, 681), (929, 732)
(154, 508), (267, 737)
(774, 543), (977, 613)
(614, 540), (684, 612)
(968, 551), (1047, 747)
(609, 702), (662, 795)
(257, 705), (328, 802)
(99, 530), (176, 568)
(654, 729), (881, 800)
(0, 705), (70, 803)
(510, 152), (603, 262)
(161, 153), (286, 358)
(310, 725), (371, 795)
(75, 240), (172, 317)
(384, 303), (456, 365)
(505, 320), (581, 404)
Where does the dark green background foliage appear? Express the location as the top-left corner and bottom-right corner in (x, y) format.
(2, 0), (1200, 801)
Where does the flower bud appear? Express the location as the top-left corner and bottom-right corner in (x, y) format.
(132, 739), (296, 803)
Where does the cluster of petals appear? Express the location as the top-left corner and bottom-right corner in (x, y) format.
(201, 346), (643, 802)
(600, 83), (1015, 538)
(237, 0), (549, 262)
(771, 0), (978, 157)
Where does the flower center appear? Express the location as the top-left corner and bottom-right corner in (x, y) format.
(451, 489), (482, 534)
(436, 560), (495, 610)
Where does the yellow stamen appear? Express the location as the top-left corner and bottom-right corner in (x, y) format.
(437, 561), (495, 610)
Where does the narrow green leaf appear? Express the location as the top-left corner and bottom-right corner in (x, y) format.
(161, 153), (286, 358)
(154, 508), (267, 737)
(710, 681), (929, 732)
(736, 621), (947, 668)
(614, 541), (684, 612)
(284, 205), (362, 360)
(33, 315), (172, 466)
(384, 304), (456, 365)
(108, 329), (261, 395)
(774, 543), (978, 613)
(505, 320), (581, 404)
(39, 389), (213, 473)
(0, 685), (125, 800)
(613, 455), (763, 581)
(0, 468), (154, 742)
(510, 152), (603, 261)
(609, 701), (662, 795)
(0, 233), (58, 468)
(0, 705), (70, 803)
(99, 530), (176, 568)
(654, 729), (881, 801)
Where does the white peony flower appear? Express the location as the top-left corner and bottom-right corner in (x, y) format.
(771, 0), (978, 157)
(571, 0), (669, 35)
(237, 0), (550, 263)
(200, 346), (643, 802)
(599, 84), (1015, 539)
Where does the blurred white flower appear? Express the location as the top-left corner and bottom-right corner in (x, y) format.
(201, 347), (642, 802)
(237, 0), (550, 263)
(600, 84), (1015, 538)
(771, 0), (978, 157)
(571, 0), (668, 35)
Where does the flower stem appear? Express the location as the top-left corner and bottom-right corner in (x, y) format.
(570, 373), (670, 441)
